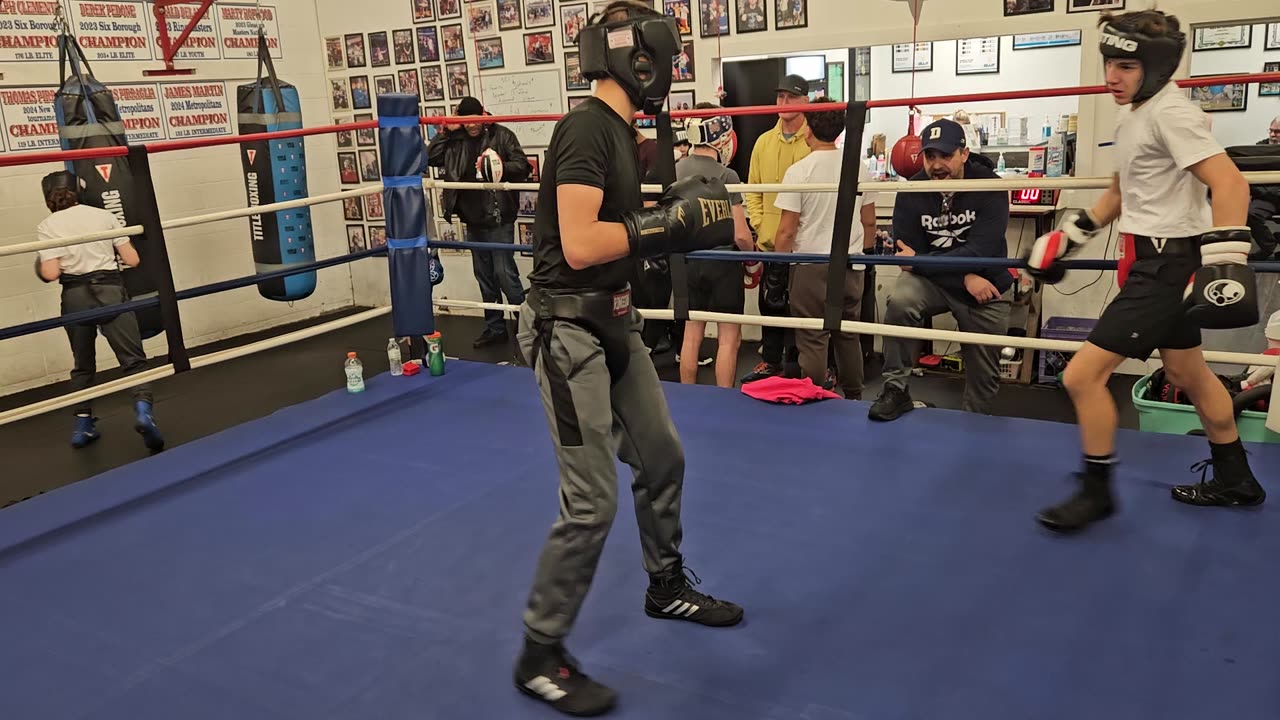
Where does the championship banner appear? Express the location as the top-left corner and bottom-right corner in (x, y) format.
(0, 0), (60, 61)
(160, 81), (232, 139)
(0, 86), (61, 151)
(67, 0), (153, 61)
(109, 82), (164, 142)
(147, 0), (218, 60)
(216, 3), (280, 60)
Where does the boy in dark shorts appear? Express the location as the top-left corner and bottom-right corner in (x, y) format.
(677, 103), (754, 387)
(1028, 8), (1265, 533)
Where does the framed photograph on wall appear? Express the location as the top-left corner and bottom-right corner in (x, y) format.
(325, 37), (345, 70)
(411, 0), (435, 23)
(398, 67), (422, 100)
(477, 37), (505, 69)
(497, 0), (522, 30)
(567, 95), (590, 110)
(393, 29), (415, 64)
(421, 65), (445, 100)
(526, 153), (541, 181)
(468, 0), (499, 38)
(524, 31), (554, 65)
(1267, 22), (1280, 50)
(347, 225), (367, 252)
(1187, 80), (1248, 112)
(330, 78), (351, 111)
(336, 119), (354, 148)
(339, 154), (360, 186)
(344, 34), (366, 68)
(342, 194), (363, 220)
(736, 0), (767, 33)
(525, 0), (554, 28)
(422, 105), (446, 140)
(1193, 25), (1252, 51)
(1004, 0), (1052, 16)
(1066, 0), (1123, 12)
(565, 52), (590, 91)
(368, 31), (390, 67)
(665, 0), (692, 36)
(355, 113), (376, 146)
(436, 0), (461, 20)
(447, 62), (471, 99)
(673, 39), (694, 82)
(1258, 62), (1279, 97)
(359, 149), (381, 182)
(417, 26), (440, 63)
(561, 3), (587, 47)
(374, 74), (396, 98)
(365, 192), (385, 222)
(442, 24), (466, 62)
(517, 191), (538, 218)
(349, 75), (371, 109)
(368, 227), (387, 249)
(775, 0), (806, 30)
(699, 0), (728, 37)
(669, 89), (695, 111)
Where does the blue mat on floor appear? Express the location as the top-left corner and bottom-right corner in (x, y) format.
(2, 360), (1278, 720)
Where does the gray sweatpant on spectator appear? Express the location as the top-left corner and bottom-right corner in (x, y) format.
(61, 279), (151, 416)
(516, 302), (685, 643)
(881, 272), (1011, 415)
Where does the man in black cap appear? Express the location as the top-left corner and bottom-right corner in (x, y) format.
(427, 95), (531, 348)
(741, 73), (814, 385)
(869, 118), (1013, 421)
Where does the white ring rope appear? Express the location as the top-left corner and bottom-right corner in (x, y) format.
(7, 169), (1280, 260)
(0, 305), (391, 428)
(434, 298), (1280, 368)
(0, 224), (145, 259)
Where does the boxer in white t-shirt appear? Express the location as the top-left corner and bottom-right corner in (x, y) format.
(1026, 9), (1265, 532)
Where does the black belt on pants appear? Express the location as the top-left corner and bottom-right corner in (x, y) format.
(528, 285), (634, 386)
(60, 271), (127, 326)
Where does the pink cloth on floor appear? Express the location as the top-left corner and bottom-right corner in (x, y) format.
(740, 376), (841, 405)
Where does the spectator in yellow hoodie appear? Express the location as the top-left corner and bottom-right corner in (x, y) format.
(741, 74), (813, 384)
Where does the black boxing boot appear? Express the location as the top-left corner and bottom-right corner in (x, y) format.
(514, 637), (617, 717)
(1171, 439), (1266, 507)
(1036, 456), (1117, 533)
(644, 559), (743, 627)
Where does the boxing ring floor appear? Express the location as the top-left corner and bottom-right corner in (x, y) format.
(2, 360), (1278, 720)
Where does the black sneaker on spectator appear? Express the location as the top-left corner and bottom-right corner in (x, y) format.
(473, 328), (509, 348)
(868, 384), (914, 421)
(739, 361), (781, 384)
(514, 639), (617, 716)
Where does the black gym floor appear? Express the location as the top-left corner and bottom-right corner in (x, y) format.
(0, 309), (1137, 508)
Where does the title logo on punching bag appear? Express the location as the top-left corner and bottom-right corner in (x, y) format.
(246, 171), (265, 244)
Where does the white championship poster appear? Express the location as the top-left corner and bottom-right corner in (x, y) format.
(0, 0), (62, 62)
(110, 82), (165, 142)
(160, 81), (232, 139)
(216, 3), (280, 59)
(0, 86), (61, 151)
(147, 0), (219, 60)
(67, 0), (154, 62)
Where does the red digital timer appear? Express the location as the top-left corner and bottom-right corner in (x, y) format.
(1010, 188), (1058, 206)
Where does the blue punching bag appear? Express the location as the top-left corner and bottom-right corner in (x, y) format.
(54, 30), (163, 338)
(236, 30), (315, 301)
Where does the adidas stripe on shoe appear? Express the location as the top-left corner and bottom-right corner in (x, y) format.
(644, 564), (743, 627)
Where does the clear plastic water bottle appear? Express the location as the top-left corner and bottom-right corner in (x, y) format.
(387, 338), (403, 376)
(345, 352), (365, 393)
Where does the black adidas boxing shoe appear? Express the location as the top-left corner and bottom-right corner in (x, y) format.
(1035, 473), (1116, 533)
(1171, 458), (1266, 507)
(514, 638), (617, 717)
(644, 562), (743, 627)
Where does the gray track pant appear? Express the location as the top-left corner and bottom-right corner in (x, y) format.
(516, 300), (685, 643)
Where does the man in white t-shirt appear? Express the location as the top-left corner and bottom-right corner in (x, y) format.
(35, 171), (164, 452)
(1027, 9), (1264, 533)
(773, 100), (877, 399)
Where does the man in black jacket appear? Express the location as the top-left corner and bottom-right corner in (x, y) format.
(869, 119), (1013, 421)
(428, 96), (531, 347)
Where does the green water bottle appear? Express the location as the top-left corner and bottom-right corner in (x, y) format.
(426, 332), (445, 376)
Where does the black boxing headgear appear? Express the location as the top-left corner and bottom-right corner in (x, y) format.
(578, 4), (680, 115)
(1098, 14), (1186, 104)
(42, 170), (79, 201)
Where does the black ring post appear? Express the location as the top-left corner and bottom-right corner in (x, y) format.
(128, 145), (190, 372)
(655, 111), (689, 323)
(823, 101), (869, 333)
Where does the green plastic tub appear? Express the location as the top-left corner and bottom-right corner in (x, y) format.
(1132, 374), (1279, 444)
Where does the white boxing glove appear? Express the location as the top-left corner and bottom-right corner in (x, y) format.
(476, 148), (503, 183)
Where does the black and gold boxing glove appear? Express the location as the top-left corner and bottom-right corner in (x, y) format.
(621, 176), (733, 259)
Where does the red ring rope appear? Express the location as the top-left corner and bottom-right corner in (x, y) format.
(1, 72), (1276, 169)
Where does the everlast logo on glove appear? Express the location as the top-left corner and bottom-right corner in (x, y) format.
(698, 197), (732, 225)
